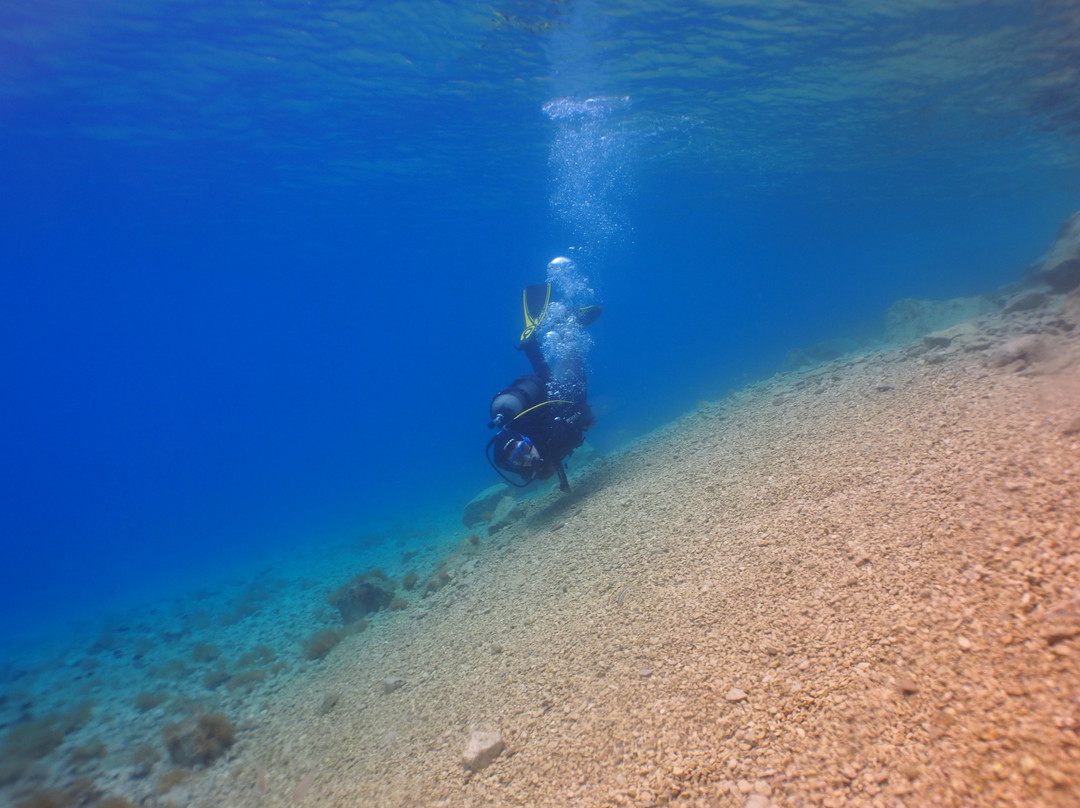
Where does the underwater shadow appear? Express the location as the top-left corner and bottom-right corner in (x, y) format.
(525, 456), (622, 529)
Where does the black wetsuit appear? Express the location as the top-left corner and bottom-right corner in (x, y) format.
(491, 337), (594, 487)
(493, 375), (589, 482)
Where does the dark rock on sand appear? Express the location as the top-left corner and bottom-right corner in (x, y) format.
(463, 484), (513, 528)
(328, 570), (396, 623)
(162, 713), (235, 767)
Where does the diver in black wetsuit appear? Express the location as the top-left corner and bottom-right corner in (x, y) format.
(486, 281), (601, 493)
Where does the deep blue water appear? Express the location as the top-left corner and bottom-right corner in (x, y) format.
(2, 0), (1079, 638)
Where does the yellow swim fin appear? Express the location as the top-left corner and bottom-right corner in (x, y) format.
(519, 283), (551, 343)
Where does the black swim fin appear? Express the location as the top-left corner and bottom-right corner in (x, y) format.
(575, 304), (602, 328)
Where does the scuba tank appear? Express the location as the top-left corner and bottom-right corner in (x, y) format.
(489, 374), (546, 426)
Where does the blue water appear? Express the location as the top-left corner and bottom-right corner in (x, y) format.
(2, 0), (1078, 639)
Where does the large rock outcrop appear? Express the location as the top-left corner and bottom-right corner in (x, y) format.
(462, 483), (512, 528)
(884, 295), (1000, 345)
(1029, 211), (1080, 292)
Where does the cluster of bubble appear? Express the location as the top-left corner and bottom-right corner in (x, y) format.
(540, 255), (594, 401)
(544, 95), (634, 251)
(542, 96), (630, 122)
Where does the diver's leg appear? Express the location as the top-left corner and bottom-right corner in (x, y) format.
(562, 348), (596, 429)
(559, 347), (587, 401)
(519, 337), (552, 382)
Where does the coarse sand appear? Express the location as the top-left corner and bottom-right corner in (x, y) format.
(180, 292), (1080, 807)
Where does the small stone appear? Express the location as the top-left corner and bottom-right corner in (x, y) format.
(726, 687), (748, 702)
(1019, 755), (1037, 774)
(743, 795), (772, 808)
(637, 667), (654, 678)
(317, 692), (341, 715)
(382, 676), (406, 694)
(957, 636), (973, 651)
(462, 730), (505, 772)
(1047, 768), (1070, 786)
(1041, 597), (1080, 644)
(737, 779), (754, 794)
(897, 677), (919, 695)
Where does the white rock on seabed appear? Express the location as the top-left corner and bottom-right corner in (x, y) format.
(462, 730), (505, 772)
(382, 676), (405, 694)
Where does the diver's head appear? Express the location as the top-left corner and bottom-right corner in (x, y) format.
(493, 430), (542, 475)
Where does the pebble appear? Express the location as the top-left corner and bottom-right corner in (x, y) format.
(461, 730), (505, 772)
(382, 676), (406, 694)
(1040, 597), (1080, 644)
(957, 636), (973, 651)
(726, 687), (748, 702)
(897, 677), (919, 695)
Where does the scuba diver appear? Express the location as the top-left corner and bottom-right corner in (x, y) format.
(486, 273), (601, 493)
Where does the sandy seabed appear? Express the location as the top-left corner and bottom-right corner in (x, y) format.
(3, 290), (1079, 808)
(188, 292), (1080, 808)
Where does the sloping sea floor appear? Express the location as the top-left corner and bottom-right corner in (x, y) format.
(2, 272), (1080, 807)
